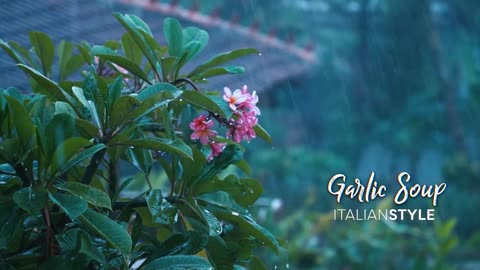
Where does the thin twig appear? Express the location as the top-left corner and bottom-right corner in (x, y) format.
(173, 78), (201, 92)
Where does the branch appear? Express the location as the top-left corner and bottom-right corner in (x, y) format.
(173, 78), (201, 92)
(81, 148), (107, 185)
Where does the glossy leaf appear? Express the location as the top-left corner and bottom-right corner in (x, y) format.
(146, 189), (178, 224)
(180, 90), (232, 119)
(91, 45), (150, 82)
(191, 66), (245, 81)
(163, 18), (183, 57)
(49, 137), (92, 177)
(182, 26), (209, 62)
(13, 185), (48, 215)
(16, 64), (73, 105)
(194, 175), (262, 208)
(127, 138), (193, 160)
(0, 39), (27, 65)
(29, 32), (54, 76)
(137, 82), (182, 102)
(55, 144), (106, 177)
(196, 144), (243, 184)
(55, 182), (111, 210)
(78, 209), (132, 254)
(149, 231), (208, 259)
(49, 191), (88, 220)
(253, 123), (272, 144)
(215, 209), (279, 253)
(4, 95), (35, 152)
(187, 48), (259, 78)
(121, 32), (143, 65)
(113, 13), (158, 69)
(142, 255), (213, 270)
(202, 208), (222, 236)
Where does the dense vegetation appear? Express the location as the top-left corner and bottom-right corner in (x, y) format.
(0, 13), (277, 269)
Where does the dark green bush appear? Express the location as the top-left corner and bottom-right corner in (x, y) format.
(0, 13), (276, 269)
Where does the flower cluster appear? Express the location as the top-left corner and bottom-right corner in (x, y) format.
(189, 114), (226, 161)
(224, 85), (260, 143)
(189, 85), (260, 161)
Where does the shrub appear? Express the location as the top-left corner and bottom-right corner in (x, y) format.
(0, 13), (276, 269)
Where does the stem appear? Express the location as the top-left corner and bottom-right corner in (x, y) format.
(173, 78), (201, 92)
(109, 160), (118, 198)
(145, 175), (153, 190)
(81, 148), (107, 185)
(42, 206), (54, 257)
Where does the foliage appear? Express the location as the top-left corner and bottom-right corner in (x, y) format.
(0, 13), (277, 269)
(254, 195), (458, 270)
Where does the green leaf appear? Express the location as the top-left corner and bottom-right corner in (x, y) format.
(49, 191), (88, 220)
(128, 14), (153, 36)
(182, 26), (209, 62)
(113, 13), (158, 70)
(58, 40), (73, 81)
(245, 256), (268, 270)
(205, 236), (233, 270)
(0, 206), (25, 252)
(55, 182), (111, 210)
(4, 95), (35, 152)
(91, 45), (150, 82)
(0, 39), (27, 65)
(64, 54), (86, 80)
(125, 145), (152, 175)
(191, 66), (245, 81)
(143, 255), (213, 270)
(194, 175), (262, 208)
(127, 138), (193, 160)
(29, 32), (55, 76)
(45, 113), (76, 154)
(122, 33), (143, 65)
(78, 209), (132, 254)
(163, 18), (184, 57)
(13, 185), (48, 215)
(137, 82), (182, 102)
(15, 64), (73, 105)
(75, 118), (99, 138)
(180, 90), (232, 119)
(145, 189), (178, 224)
(55, 144), (106, 177)
(196, 144), (243, 184)
(77, 41), (92, 64)
(0, 176), (22, 196)
(9, 40), (37, 67)
(54, 101), (77, 116)
(214, 209), (279, 253)
(49, 137), (92, 178)
(143, 231), (208, 263)
(160, 56), (177, 80)
(187, 48), (259, 78)
(109, 95), (140, 128)
(202, 208), (222, 236)
(253, 124), (272, 144)
(56, 228), (106, 264)
(107, 76), (123, 115)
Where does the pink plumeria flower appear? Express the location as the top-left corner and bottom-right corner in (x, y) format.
(207, 142), (226, 161)
(190, 115), (217, 145)
(223, 87), (247, 111)
(238, 85), (261, 115)
(238, 110), (257, 142)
